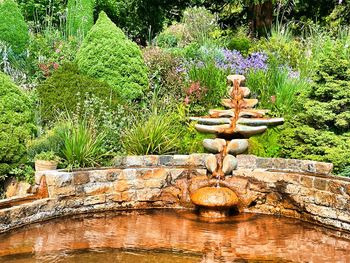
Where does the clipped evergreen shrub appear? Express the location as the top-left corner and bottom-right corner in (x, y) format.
(280, 41), (350, 174)
(76, 11), (149, 101)
(0, 72), (35, 179)
(67, 0), (94, 38)
(0, 0), (29, 54)
(37, 63), (121, 124)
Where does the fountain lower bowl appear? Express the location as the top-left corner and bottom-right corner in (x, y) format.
(190, 186), (239, 218)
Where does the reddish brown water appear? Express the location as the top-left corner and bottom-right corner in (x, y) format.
(1, 210), (350, 262)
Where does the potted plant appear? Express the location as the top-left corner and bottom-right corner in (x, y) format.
(34, 151), (60, 171)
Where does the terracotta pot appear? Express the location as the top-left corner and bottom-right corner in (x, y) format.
(35, 160), (58, 171)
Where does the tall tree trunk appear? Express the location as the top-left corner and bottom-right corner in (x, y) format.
(248, 0), (273, 37)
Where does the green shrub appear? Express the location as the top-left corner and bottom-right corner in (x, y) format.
(67, 0), (94, 38)
(143, 47), (184, 101)
(251, 23), (303, 69)
(9, 164), (34, 184)
(246, 59), (307, 117)
(0, 72), (35, 180)
(186, 60), (227, 115)
(182, 7), (218, 44)
(27, 128), (63, 161)
(227, 36), (251, 55)
(0, 0), (29, 54)
(34, 151), (60, 162)
(223, 27), (252, 56)
(56, 119), (107, 168)
(281, 41), (350, 174)
(339, 166), (350, 177)
(37, 63), (121, 124)
(248, 128), (281, 158)
(156, 24), (191, 48)
(122, 110), (182, 155)
(281, 125), (350, 174)
(76, 11), (149, 101)
(300, 42), (350, 131)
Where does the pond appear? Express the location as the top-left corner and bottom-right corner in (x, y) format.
(0, 210), (350, 262)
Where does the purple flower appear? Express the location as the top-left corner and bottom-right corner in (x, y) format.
(215, 49), (268, 74)
(279, 65), (300, 79)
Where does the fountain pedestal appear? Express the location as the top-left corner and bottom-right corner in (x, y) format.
(191, 187), (239, 218)
(189, 74), (284, 218)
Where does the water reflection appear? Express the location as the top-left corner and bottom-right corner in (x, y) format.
(0, 210), (350, 262)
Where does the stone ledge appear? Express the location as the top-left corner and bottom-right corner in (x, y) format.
(3, 155), (350, 235)
(112, 154), (208, 168)
(237, 155), (334, 176)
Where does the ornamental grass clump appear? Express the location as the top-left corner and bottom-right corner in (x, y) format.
(67, 0), (94, 39)
(122, 111), (182, 155)
(246, 59), (307, 117)
(76, 11), (149, 101)
(56, 119), (107, 168)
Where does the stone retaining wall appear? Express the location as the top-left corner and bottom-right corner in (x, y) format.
(2, 154), (350, 233)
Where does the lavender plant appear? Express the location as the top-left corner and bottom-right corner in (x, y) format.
(215, 49), (268, 74)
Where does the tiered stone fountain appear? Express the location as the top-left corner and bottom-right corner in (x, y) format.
(190, 74), (284, 218)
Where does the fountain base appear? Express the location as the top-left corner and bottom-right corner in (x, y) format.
(191, 187), (239, 218)
(198, 207), (231, 218)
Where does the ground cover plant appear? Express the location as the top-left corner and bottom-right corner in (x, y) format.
(1, 1), (350, 195)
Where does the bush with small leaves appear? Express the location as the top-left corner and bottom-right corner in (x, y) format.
(0, 0), (29, 54)
(0, 72), (35, 180)
(280, 41), (350, 174)
(76, 11), (149, 101)
(37, 63), (121, 124)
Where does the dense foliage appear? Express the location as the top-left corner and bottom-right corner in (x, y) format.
(76, 11), (149, 100)
(67, 0), (94, 38)
(2, 0), (350, 195)
(0, 0), (29, 54)
(16, 0), (66, 31)
(280, 41), (350, 174)
(0, 72), (35, 181)
(37, 63), (121, 124)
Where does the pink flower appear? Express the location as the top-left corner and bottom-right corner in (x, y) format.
(270, 95), (276, 104)
(53, 62), (59, 70)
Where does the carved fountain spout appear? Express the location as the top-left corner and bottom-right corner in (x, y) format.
(190, 74), (284, 218)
